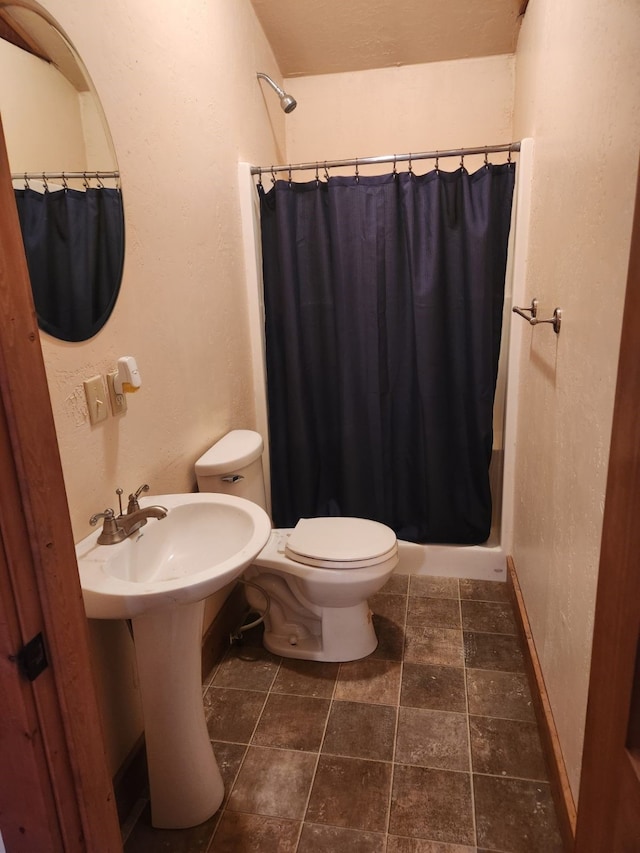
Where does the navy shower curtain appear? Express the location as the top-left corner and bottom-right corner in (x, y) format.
(14, 187), (124, 342)
(260, 164), (515, 544)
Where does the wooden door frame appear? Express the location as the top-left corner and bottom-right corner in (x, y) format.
(574, 165), (640, 848)
(0, 120), (122, 850)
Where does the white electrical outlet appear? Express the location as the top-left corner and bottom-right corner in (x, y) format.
(107, 371), (127, 415)
(83, 375), (109, 425)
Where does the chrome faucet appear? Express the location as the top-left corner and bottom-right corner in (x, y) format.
(119, 504), (168, 536)
(90, 486), (168, 544)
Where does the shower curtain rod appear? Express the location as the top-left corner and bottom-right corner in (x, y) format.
(250, 141), (520, 176)
(11, 170), (120, 181)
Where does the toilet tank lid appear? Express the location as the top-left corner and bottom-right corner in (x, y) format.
(195, 430), (263, 475)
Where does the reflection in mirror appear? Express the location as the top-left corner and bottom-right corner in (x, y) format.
(0, 1), (124, 341)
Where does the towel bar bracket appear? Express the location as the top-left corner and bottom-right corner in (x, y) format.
(512, 298), (562, 334)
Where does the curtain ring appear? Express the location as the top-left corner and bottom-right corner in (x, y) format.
(83, 171), (89, 189)
(324, 161), (329, 180)
(434, 152), (439, 172)
(393, 154), (397, 177)
(97, 173), (105, 188)
(288, 165), (292, 186)
(460, 152), (465, 170)
(484, 147), (490, 169)
(315, 162), (320, 186)
(257, 166), (263, 189)
(62, 172), (68, 190)
(507, 147), (513, 165)
(355, 157), (359, 183)
(271, 166), (276, 185)
(408, 153), (413, 174)
(42, 172), (49, 192)
(23, 172), (29, 189)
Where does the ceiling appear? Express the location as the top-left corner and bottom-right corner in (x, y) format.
(0, 5), (89, 90)
(250, 0), (525, 78)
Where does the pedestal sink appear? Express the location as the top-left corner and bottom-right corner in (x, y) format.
(75, 493), (271, 829)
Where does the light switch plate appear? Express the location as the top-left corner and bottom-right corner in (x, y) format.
(84, 375), (109, 425)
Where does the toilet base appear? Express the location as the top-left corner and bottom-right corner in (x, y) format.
(262, 600), (378, 662)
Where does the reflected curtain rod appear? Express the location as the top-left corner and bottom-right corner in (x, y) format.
(250, 142), (520, 176)
(10, 170), (120, 180)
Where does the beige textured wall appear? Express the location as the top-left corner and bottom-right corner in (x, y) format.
(512, 0), (640, 798)
(39, 0), (284, 541)
(285, 55), (515, 172)
(0, 36), (87, 171)
(22, 0), (284, 774)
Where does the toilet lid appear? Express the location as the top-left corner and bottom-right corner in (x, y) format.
(285, 517), (397, 569)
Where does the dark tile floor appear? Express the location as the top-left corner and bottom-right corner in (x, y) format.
(123, 575), (564, 853)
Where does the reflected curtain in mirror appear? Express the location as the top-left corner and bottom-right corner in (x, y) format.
(14, 186), (124, 342)
(260, 164), (515, 544)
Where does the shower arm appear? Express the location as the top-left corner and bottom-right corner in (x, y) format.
(256, 72), (297, 113)
(256, 72), (285, 98)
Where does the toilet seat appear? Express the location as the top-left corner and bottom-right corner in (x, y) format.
(285, 516), (398, 569)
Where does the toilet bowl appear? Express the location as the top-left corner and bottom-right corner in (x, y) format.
(195, 430), (398, 662)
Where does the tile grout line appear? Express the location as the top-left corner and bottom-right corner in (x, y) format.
(292, 657), (343, 852)
(381, 576), (410, 849)
(472, 769), (554, 785)
(206, 650), (283, 851)
(460, 581), (479, 850)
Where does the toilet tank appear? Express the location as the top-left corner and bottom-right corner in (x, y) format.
(195, 430), (267, 511)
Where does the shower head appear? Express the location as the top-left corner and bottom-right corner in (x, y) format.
(257, 72), (297, 113)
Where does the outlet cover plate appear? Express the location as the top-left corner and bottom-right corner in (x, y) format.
(107, 372), (127, 415)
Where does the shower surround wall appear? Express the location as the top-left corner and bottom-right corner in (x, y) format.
(283, 55), (515, 170)
(250, 57), (517, 554)
(241, 54), (519, 580)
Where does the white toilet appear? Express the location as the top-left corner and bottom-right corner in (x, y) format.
(195, 430), (398, 662)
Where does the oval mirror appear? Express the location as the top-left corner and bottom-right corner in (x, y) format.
(0, 0), (124, 342)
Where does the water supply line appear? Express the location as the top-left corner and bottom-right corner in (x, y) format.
(229, 578), (271, 644)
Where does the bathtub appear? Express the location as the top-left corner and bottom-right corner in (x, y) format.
(395, 539), (507, 582)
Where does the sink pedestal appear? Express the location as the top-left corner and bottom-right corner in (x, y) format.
(132, 600), (223, 828)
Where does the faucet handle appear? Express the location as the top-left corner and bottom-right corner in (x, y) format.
(90, 508), (116, 525)
(89, 509), (126, 545)
(127, 483), (150, 513)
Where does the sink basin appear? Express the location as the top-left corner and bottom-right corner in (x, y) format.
(75, 492), (271, 829)
(76, 492), (271, 619)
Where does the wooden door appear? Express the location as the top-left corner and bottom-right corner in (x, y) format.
(574, 166), (640, 849)
(0, 119), (122, 850)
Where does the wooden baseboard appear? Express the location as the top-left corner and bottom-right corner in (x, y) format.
(112, 735), (147, 826)
(506, 556), (577, 852)
(114, 583), (248, 825)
